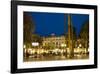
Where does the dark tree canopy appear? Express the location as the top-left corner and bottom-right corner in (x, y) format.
(79, 20), (89, 49)
(79, 20), (89, 40)
(24, 13), (34, 48)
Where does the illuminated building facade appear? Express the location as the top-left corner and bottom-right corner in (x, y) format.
(42, 35), (67, 48)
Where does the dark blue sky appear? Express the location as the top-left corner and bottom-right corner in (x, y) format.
(26, 12), (89, 36)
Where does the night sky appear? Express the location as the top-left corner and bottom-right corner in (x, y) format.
(26, 12), (89, 36)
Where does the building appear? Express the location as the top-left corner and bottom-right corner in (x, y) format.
(42, 34), (67, 49)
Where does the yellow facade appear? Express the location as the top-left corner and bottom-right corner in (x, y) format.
(42, 35), (67, 48)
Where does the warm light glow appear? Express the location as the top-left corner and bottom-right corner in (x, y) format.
(67, 48), (70, 53)
(61, 44), (66, 47)
(28, 48), (32, 54)
(55, 48), (59, 50)
(32, 49), (35, 54)
(24, 49), (27, 53)
(77, 46), (79, 49)
(41, 49), (44, 53)
(32, 42), (39, 46)
(79, 44), (82, 47)
(24, 45), (26, 49)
